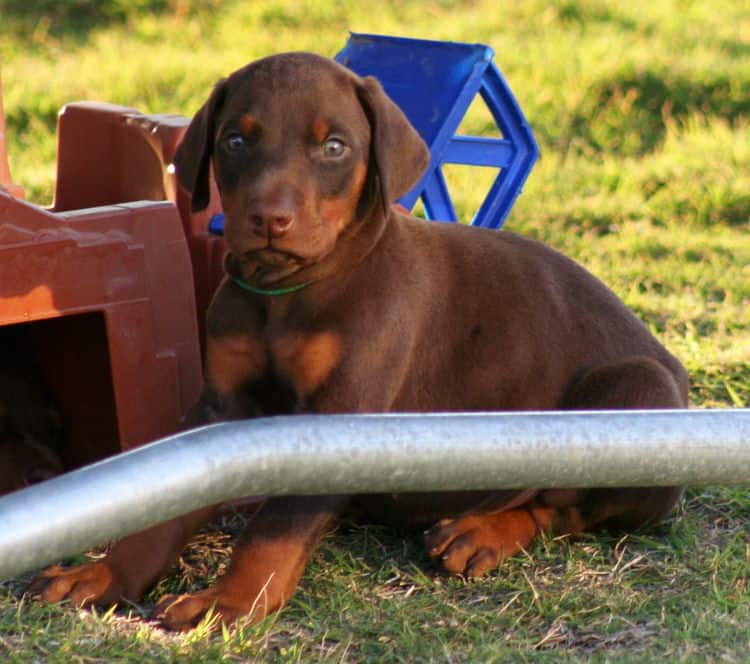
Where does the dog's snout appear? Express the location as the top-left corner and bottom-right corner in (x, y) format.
(249, 197), (296, 238)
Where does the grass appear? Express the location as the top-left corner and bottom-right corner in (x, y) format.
(1, 0), (748, 660)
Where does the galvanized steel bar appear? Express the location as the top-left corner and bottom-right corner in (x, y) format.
(1, 409), (749, 579)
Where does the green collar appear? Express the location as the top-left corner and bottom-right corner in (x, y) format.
(230, 274), (312, 296)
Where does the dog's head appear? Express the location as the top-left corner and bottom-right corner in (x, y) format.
(173, 53), (429, 285)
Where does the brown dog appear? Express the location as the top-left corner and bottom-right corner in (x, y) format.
(31, 53), (687, 630)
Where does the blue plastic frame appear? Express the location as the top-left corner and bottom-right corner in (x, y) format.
(335, 33), (539, 229)
(207, 34), (538, 235)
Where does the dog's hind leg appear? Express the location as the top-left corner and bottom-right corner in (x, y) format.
(551, 355), (687, 532)
(426, 356), (687, 577)
(560, 355), (688, 412)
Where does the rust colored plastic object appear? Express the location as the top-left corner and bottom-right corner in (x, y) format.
(52, 102), (226, 344)
(1, 73), (219, 472)
(0, 193), (203, 467)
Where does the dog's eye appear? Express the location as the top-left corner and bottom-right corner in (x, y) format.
(223, 133), (246, 151)
(322, 137), (347, 158)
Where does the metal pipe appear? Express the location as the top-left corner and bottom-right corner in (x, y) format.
(1, 409), (749, 579)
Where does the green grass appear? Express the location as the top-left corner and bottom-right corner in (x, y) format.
(1, 0), (748, 660)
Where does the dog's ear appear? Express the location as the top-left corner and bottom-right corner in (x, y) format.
(173, 79), (227, 212)
(356, 76), (429, 212)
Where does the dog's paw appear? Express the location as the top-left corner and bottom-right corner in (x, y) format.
(424, 510), (538, 577)
(152, 589), (249, 631)
(28, 562), (123, 607)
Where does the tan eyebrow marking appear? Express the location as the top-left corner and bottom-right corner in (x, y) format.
(312, 118), (330, 143)
(239, 113), (257, 138)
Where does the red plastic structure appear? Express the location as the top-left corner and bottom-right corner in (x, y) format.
(0, 194), (203, 467)
(1, 79), (209, 470)
(52, 102), (227, 347)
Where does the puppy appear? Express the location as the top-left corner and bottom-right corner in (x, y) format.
(32, 52), (687, 630)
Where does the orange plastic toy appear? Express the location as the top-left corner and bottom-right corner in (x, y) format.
(1, 78), (209, 470)
(52, 101), (227, 349)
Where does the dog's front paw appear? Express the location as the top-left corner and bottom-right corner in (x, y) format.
(28, 562), (124, 607)
(152, 589), (249, 631)
(425, 510), (539, 577)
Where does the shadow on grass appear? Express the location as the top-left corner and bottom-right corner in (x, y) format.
(0, 0), (211, 40)
(563, 69), (750, 157)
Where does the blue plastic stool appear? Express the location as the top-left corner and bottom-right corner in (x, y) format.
(336, 33), (538, 229)
(208, 33), (538, 235)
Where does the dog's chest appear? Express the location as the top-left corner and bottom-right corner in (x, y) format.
(206, 325), (342, 415)
(267, 330), (343, 402)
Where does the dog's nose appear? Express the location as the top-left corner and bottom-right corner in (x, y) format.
(250, 210), (295, 238)
(253, 189), (296, 239)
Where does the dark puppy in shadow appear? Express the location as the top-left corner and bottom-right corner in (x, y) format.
(0, 361), (63, 495)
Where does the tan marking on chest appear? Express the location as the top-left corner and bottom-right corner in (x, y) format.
(273, 331), (343, 397)
(206, 334), (267, 394)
